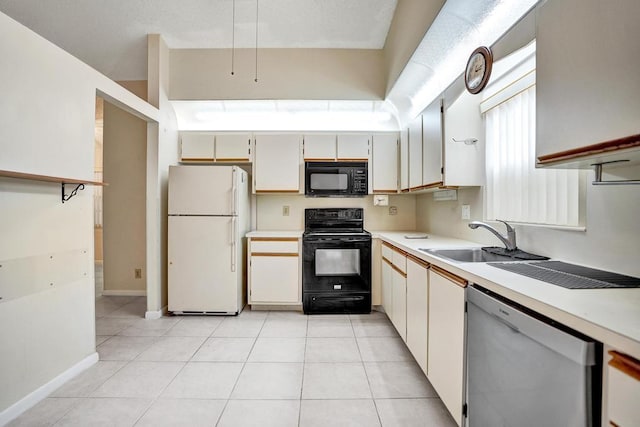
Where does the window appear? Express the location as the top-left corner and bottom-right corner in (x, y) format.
(481, 43), (584, 227)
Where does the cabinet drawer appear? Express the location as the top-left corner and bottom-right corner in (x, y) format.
(608, 351), (640, 427)
(250, 238), (299, 254)
(382, 243), (394, 261)
(392, 249), (407, 274)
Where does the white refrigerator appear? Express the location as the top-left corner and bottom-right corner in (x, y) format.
(168, 165), (249, 314)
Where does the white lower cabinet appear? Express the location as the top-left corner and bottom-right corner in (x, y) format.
(607, 350), (640, 427)
(428, 266), (467, 426)
(381, 248), (394, 321)
(406, 256), (429, 375)
(391, 265), (407, 341)
(248, 237), (300, 305)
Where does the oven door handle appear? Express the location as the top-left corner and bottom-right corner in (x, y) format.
(311, 295), (366, 302)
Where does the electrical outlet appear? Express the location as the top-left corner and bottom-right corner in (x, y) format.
(461, 204), (471, 220)
(389, 206), (398, 215)
(282, 205), (290, 216)
(135, 268), (142, 279)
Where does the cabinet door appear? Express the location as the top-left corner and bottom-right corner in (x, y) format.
(536, 0), (640, 166)
(303, 134), (336, 160)
(249, 255), (299, 303)
(372, 133), (398, 193)
(443, 91), (485, 187)
(381, 256), (394, 319)
(391, 266), (407, 341)
(216, 133), (251, 161)
(406, 258), (428, 375)
(337, 134), (370, 160)
(608, 351), (640, 427)
(408, 116), (423, 189)
(254, 134), (301, 193)
(422, 99), (443, 187)
(399, 128), (410, 191)
(428, 267), (466, 426)
(181, 132), (215, 161)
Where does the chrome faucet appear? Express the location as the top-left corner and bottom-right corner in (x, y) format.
(468, 220), (517, 251)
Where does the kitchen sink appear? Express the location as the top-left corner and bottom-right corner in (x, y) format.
(420, 247), (548, 263)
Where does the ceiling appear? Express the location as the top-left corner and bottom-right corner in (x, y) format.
(0, 0), (398, 81)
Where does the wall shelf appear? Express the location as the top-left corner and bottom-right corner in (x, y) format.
(0, 169), (108, 203)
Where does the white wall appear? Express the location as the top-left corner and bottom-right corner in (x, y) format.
(257, 194), (416, 231)
(170, 48), (385, 100)
(416, 170), (640, 277)
(147, 35), (180, 314)
(0, 11), (158, 417)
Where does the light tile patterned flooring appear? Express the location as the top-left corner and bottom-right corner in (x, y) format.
(10, 296), (457, 427)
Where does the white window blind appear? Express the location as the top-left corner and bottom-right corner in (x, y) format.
(485, 85), (583, 227)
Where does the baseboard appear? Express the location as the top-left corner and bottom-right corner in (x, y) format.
(101, 290), (146, 297)
(145, 305), (168, 319)
(0, 352), (98, 426)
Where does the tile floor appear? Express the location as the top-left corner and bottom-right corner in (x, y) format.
(10, 296), (458, 427)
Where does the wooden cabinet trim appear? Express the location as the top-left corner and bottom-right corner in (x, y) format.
(251, 252), (299, 257)
(215, 157), (251, 162)
(304, 157), (335, 161)
(407, 253), (430, 268)
(610, 422), (620, 427)
(336, 158), (369, 162)
(431, 265), (467, 288)
(608, 350), (640, 381)
(537, 133), (640, 165)
(180, 158), (215, 162)
(382, 256), (393, 266)
(250, 237), (299, 242)
(391, 263), (408, 278)
(382, 241), (395, 250)
(373, 189), (398, 194)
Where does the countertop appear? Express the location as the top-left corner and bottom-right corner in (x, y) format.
(372, 231), (640, 358)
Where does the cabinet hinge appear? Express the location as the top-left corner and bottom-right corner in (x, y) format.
(465, 301), (468, 313)
(463, 403), (468, 417)
(441, 167), (444, 175)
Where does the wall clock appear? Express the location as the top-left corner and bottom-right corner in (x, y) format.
(465, 46), (493, 94)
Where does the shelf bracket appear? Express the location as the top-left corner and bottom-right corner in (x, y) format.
(592, 160), (640, 185)
(61, 182), (85, 203)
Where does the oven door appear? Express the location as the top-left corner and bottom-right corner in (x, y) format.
(302, 235), (371, 292)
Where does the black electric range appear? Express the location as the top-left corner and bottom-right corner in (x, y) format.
(302, 208), (372, 314)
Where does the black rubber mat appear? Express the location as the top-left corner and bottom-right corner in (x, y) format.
(489, 261), (640, 289)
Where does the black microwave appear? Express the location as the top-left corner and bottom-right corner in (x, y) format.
(305, 161), (368, 197)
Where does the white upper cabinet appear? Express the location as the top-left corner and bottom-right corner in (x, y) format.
(180, 132), (251, 162)
(536, 0), (640, 167)
(215, 133), (252, 161)
(253, 134), (302, 193)
(443, 90), (485, 187)
(303, 134), (336, 160)
(180, 133), (215, 161)
(371, 133), (398, 193)
(337, 134), (370, 160)
(408, 116), (423, 190)
(399, 128), (410, 191)
(422, 99), (444, 187)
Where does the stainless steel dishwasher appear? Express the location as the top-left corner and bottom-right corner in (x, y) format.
(466, 286), (601, 427)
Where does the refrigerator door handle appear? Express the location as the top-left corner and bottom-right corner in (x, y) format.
(231, 169), (238, 216)
(231, 217), (237, 272)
